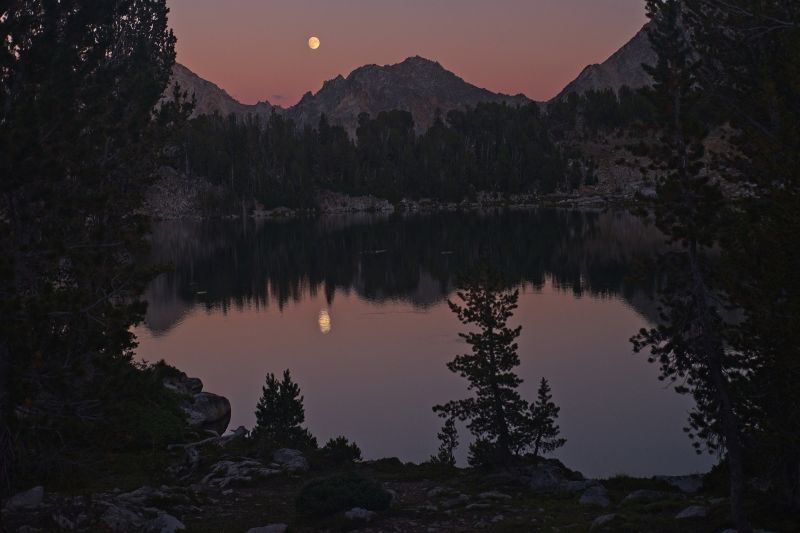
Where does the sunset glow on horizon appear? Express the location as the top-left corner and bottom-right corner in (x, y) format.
(167, 0), (647, 106)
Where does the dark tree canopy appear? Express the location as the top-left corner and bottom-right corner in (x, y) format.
(254, 369), (317, 450)
(433, 268), (565, 467)
(0, 0), (187, 490)
(528, 378), (566, 458)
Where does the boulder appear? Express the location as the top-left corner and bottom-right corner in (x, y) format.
(272, 449), (309, 472)
(3, 486), (44, 511)
(579, 485), (611, 508)
(524, 460), (590, 493)
(146, 512), (186, 533)
(466, 503), (493, 510)
(675, 505), (707, 519)
(246, 525), (288, 533)
(590, 514), (617, 530)
(440, 494), (470, 509)
(162, 372), (231, 435)
(478, 490), (511, 500)
(344, 507), (377, 521)
(184, 392), (231, 435)
(101, 504), (146, 531)
(163, 374), (203, 395)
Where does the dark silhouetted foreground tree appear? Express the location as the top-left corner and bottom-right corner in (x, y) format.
(430, 418), (459, 467)
(634, 1), (752, 530)
(0, 0), (189, 492)
(254, 369), (317, 450)
(433, 268), (564, 467)
(527, 378), (566, 459)
(433, 269), (527, 465)
(683, 0), (800, 513)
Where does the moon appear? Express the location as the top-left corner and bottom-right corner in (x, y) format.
(308, 36), (320, 50)
(318, 309), (331, 334)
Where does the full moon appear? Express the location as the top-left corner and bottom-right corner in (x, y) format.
(308, 36), (320, 50)
(318, 309), (331, 334)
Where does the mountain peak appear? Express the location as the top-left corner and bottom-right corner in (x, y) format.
(287, 56), (530, 134)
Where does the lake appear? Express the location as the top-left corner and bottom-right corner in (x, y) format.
(133, 208), (715, 478)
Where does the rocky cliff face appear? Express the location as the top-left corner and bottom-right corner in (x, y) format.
(554, 25), (656, 100)
(287, 56), (531, 133)
(165, 63), (279, 119)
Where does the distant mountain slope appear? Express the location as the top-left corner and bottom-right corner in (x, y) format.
(165, 63), (279, 119)
(286, 56), (531, 133)
(554, 25), (655, 100)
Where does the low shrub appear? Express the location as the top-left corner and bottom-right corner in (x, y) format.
(295, 471), (391, 517)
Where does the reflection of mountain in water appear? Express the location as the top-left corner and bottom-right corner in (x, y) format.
(143, 209), (664, 335)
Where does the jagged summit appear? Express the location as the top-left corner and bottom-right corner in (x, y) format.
(287, 56), (531, 134)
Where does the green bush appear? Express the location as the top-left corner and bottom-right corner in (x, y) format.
(295, 472), (391, 517)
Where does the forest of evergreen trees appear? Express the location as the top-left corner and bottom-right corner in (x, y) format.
(174, 103), (569, 208)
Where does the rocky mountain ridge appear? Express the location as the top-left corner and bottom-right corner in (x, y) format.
(288, 56), (530, 133)
(165, 63), (279, 119)
(167, 24), (655, 128)
(554, 24), (655, 100)
(167, 56), (530, 133)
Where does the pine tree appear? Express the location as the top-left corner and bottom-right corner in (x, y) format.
(430, 418), (459, 467)
(254, 369), (317, 449)
(0, 0), (186, 491)
(528, 378), (566, 459)
(634, 2), (751, 530)
(433, 268), (530, 465)
(683, 0), (800, 511)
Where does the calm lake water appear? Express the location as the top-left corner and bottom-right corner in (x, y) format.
(134, 209), (715, 478)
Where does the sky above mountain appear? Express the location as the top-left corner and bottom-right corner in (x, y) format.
(167, 0), (647, 106)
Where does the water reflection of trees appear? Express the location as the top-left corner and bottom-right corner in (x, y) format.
(143, 209), (664, 334)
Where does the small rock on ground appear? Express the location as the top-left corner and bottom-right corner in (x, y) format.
(345, 507), (377, 521)
(675, 505), (707, 519)
(246, 525), (288, 533)
(478, 490), (511, 500)
(147, 513), (185, 533)
(591, 514), (617, 530)
(622, 489), (671, 504)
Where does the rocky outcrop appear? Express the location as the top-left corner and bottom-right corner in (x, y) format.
(554, 24), (656, 100)
(523, 459), (593, 493)
(163, 372), (231, 436)
(2, 485), (195, 533)
(288, 56), (531, 134)
(201, 459), (282, 488)
(272, 448), (310, 473)
(315, 190), (394, 214)
(142, 167), (222, 220)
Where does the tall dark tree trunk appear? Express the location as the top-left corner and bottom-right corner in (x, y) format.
(0, 340), (13, 497)
(689, 250), (751, 532)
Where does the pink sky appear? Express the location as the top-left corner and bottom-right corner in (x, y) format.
(167, 0), (647, 106)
